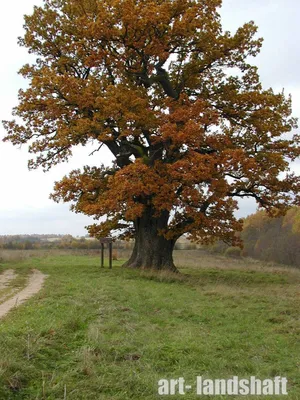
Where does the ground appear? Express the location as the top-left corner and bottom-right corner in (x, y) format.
(0, 269), (47, 319)
(0, 249), (299, 399)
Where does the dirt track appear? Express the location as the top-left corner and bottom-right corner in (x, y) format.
(0, 269), (47, 319)
(0, 269), (17, 289)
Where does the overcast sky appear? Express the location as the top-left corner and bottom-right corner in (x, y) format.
(0, 0), (299, 236)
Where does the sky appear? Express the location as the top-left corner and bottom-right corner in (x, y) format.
(0, 0), (299, 236)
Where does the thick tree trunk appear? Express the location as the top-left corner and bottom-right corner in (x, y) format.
(123, 208), (178, 272)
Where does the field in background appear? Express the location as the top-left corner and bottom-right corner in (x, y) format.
(0, 250), (299, 399)
(1, 248), (299, 271)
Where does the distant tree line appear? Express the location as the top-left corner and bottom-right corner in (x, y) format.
(240, 207), (300, 266)
(0, 235), (132, 251)
(2, 209), (300, 267)
(208, 207), (300, 267)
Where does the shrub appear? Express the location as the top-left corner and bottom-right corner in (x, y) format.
(225, 246), (242, 258)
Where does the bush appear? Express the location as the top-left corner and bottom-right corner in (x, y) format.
(174, 242), (197, 250)
(224, 246), (242, 258)
(207, 241), (228, 254)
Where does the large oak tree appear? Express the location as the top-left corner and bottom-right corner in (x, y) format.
(3, 0), (300, 271)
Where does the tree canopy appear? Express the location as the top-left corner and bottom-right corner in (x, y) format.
(3, 0), (300, 270)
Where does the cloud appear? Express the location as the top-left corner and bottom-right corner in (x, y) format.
(221, 0), (300, 89)
(236, 198), (258, 219)
(0, 204), (95, 236)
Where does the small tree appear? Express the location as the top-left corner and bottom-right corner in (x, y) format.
(3, 0), (300, 271)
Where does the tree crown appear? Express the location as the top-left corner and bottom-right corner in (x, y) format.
(3, 0), (300, 244)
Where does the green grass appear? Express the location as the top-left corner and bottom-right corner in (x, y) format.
(0, 251), (299, 399)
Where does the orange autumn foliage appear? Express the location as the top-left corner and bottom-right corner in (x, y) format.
(3, 0), (300, 269)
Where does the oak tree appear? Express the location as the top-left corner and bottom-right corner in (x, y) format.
(3, 0), (300, 271)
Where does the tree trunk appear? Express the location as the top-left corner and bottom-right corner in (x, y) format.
(123, 208), (178, 272)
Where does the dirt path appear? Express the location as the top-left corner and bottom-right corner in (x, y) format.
(0, 269), (47, 319)
(0, 269), (17, 289)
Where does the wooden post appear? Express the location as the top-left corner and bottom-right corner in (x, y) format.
(101, 243), (104, 268)
(109, 242), (112, 269)
(99, 238), (113, 269)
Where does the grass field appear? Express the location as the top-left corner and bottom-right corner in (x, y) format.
(0, 250), (299, 399)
